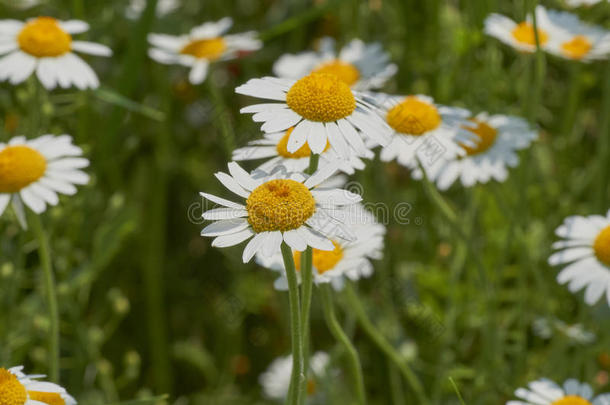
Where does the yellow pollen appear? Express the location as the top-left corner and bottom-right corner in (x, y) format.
(460, 120), (498, 155)
(561, 35), (592, 59)
(180, 37), (226, 60)
(0, 145), (47, 193)
(17, 17), (72, 57)
(276, 127), (330, 158)
(594, 226), (610, 266)
(551, 396), (592, 405)
(246, 179), (316, 232)
(28, 391), (66, 405)
(511, 22), (549, 47)
(311, 60), (361, 87)
(0, 368), (27, 405)
(286, 73), (356, 123)
(386, 97), (441, 135)
(294, 241), (344, 274)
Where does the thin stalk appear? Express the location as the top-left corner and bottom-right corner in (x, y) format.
(281, 242), (304, 405)
(529, 0), (546, 124)
(344, 283), (429, 405)
(30, 213), (59, 381)
(206, 69), (236, 158)
(562, 63), (583, 138)
(320, 285), (366, 405)
(597, 61), (610, 210)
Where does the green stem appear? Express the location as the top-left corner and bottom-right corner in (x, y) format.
(281, 243), (304, 405)
(30, 213), (59, 382)
(597, 61), (610, 210)
(344, 284), (429, 405)
(529, 0), (546, 124)
(562, 63), (582, 138)
(206, 69), (236, 158)
(320, 285), (366, 405)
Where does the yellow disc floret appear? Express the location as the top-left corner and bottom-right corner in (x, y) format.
(0, 145), (47, 193)
(0, 368), (27, 405)
(294, 241), (344, 274)
(180, 37), (226, 60)
(311, 60), (361, 87)
(17, 17), (72, 57)
(561, 35), (592, 60)
(386, 97), (441, 135)
(276, 127), (330, 158)
(286, 73), (356, 123)
(246, 179), (316, 232)
(594, 225), (610, 266)
(511, 22), (549, 47)
(551, 396), (593, 405)
(460, 120), (498, 155)
(29, 391), (66, 405)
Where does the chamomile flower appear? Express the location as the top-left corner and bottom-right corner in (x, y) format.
(549, 210), (610, 307)
(199, 162), (361, 263)
(125, 0), (180, 20)
(544, 10), (610, 61)
(236, 74), (391, 159)
(0, 366), (76, 405)
(148, 17), (261, 85)
(413, 113), (537, 190)
(0, 17), (111, 89)
(0, 135), (89, 228)
(232, 128), (373, 175)
(484, 6), (554, 53)
(507, 378), (610, 405)
(259, 351), (330, 401)
(273, 37), (397, 91)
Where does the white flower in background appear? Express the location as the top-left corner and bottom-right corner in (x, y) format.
(0, 17), (112, 89)
(232, 128), (374, 175)
(544, 10), (610, 61)
(549, 210), (610, 307)
(236, 74), (391, 159)
(565, 0), (604, 7)
(125, 0), (180, 20)
(484, 6), (554, 53)
(412, 112), (537, 190)
(148, 17), (262, 84)
(0, 135), (89, 228)
(260, 351), (330, 401)
(5, 0), (43, 9)
(507, 378), (610, 405)
(532, 317), (596, 345)
(273, 37), (397, 91)
(199, 162), (362, 263)
(0, 365), (77, 404)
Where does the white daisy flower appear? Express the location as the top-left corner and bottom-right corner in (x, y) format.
(0, 134), (89, 228)
(232, 128), (374, 175)
(532, 317), (596, 344)
(0, 365), (77, 405)
(272, 37), (397, 91)
(235, 73), (392, 159)
(125, 0), (180, 20)
(199, 162), (362, 263)
(5, 0), (43, 9)
(484, 6), (555, 53)
(413, 112), (537, 190)
(0, 17), (112, 89)
(259, 351), (330, 401)
(507, 378), (610, 405)
(148, 17), (262, 85)
(565, 0), (604, 7)
(549, 210), (610, 307)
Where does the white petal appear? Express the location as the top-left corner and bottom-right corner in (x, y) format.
(212, 228), (254, 248)
(202, 207), (248, 220)
(20, 187), (46, 214)
(242, 232), (269, 263)
(0, 194), (10, 216)
(189, 60), (209, 84)
(287, 120), (310, 152)
(283, 229), (307, 251)
(71, 41), (112, 56)
(214, 172), (250, 198)
(59, 20), (89, 34)
(227, 162), (260, 191)
(304, 163), (339, 188)
(307, 122), (327, 154)
(199, 192), (244, 209)
(262, 231), (283, 257)
(201, 218), (249, 237)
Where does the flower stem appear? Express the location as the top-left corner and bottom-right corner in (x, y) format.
(597, 61), (610, 210)
(529, 0), (546, 124)
(30, 213), (59, 382)
(320, 284), (366, 405)
(206, 68), (236, 159)
(281, 242), (304, 405)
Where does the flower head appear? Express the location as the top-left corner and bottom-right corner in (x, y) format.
(544, 10), (610, 61)
(507, 378), (610, 405)
(484, 6), (553, 53)
(0, 366), (76, 405)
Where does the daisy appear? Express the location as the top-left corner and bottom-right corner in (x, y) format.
(412, 112), (537, 190)
(507, 378), (610, 405)
(0, 365), (77, 405)
(199, 162), (361, 263)
(232, 128), (374, 175)
(0, 17), (112, 89)
(7, 0), (43, 9)
(259, 351), (330, 401)
(148, 17), (262, 85)
(544, 10), (610, 61)
(125, 0), (180, 20)
(0, 134), (89, 228)
(484, 6), (554, 53)
(272, 37), (397, 91)
(235, 73), (391, 159)
(549, 210), (610, 307)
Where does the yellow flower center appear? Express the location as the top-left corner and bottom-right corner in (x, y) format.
(561, 35), (592, 59)
(594, 226), (610, 266)
(246, 179), (316, 232)
(294, 241), (344, 273)
(551, 396), (592, 405)
(0, 145), (47, 193)
(180, 37), (226, 60)
(286, 73), (356, 123)
(0, 368), (27, 405)
(28, 392), (66, 405)
(276, 127), (330, 158)
(17, 17), (72, 57)
(386, 97), (441, 135)
(311, 60), (361, 87)
(460, 120), (498, 155)
(511, 22), (549, 46)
